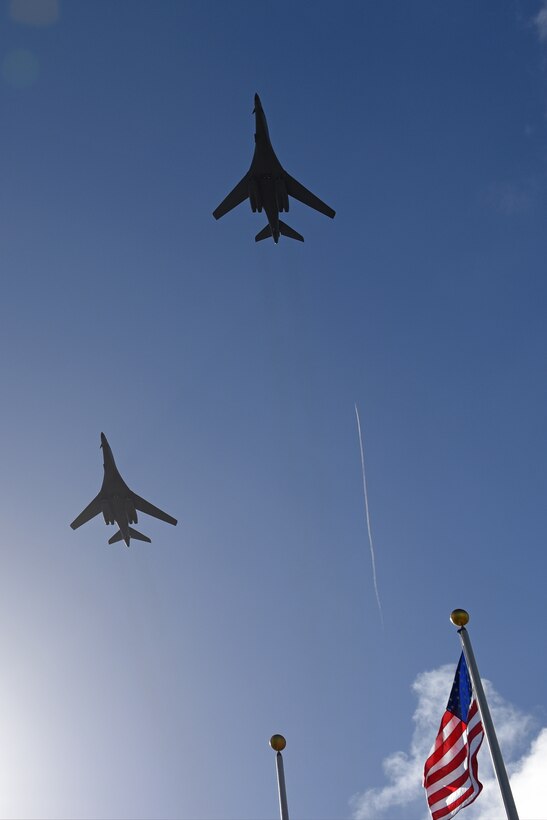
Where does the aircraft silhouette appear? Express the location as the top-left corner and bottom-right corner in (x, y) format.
(70, 433), (177, 547)
(213, 93), (335, 243)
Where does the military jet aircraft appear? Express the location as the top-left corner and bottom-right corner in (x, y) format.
(213, 93), (335, 243)
(70, 433), (177, 547)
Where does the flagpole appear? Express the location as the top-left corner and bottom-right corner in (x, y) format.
(450, 609), (519, 820)
(270, 734), (289, 820)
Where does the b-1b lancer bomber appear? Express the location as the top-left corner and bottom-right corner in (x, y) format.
(213, 93), (335, 243)
(70, 433), (177, 547)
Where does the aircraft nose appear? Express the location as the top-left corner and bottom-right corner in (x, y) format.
(254, 93), (261, 108)
(100, 432), (107, 448)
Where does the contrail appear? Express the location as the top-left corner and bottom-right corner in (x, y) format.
(354, 403), (384, 626)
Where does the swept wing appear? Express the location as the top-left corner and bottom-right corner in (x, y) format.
(285, 173), (335, 218)
(70, 494), (102, 530)
(213, 175), (249, 220)
(131, 492), (177, 526)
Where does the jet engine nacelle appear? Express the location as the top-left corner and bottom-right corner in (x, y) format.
(249, 178), (262, 213)
(275, 178), (289, 213)
(126, 500), (138, 525)
(101, 500), (114, 525)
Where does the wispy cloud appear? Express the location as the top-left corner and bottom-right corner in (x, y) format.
(351, 663), (544, 820)
(535, 2), (547, 42)
(482, 181), (533, 216)
(9, 0), (59, 27)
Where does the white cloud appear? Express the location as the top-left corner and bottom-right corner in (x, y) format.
(468, 728), (547, 820)
(350, 663), (545, 820)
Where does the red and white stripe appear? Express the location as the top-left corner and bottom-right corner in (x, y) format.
(424, 699), (484, 820)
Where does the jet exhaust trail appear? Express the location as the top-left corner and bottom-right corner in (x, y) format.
(354, 403), (384, 626)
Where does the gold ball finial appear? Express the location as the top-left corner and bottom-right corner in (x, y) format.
(450, 609), (469, 627)
(270, 734), (286, 752)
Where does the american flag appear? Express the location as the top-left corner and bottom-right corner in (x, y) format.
(423, 652), (484, 820)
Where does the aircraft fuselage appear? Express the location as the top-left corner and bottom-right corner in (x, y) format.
(248, 99), (289, 243)
(99, 435), (136, 546)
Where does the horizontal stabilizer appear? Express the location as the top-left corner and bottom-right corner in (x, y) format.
(279, 220), (304, 242)
(108, 527), (152, 545)
(255, 224), (272, 242)
(128, 528), (152, 543)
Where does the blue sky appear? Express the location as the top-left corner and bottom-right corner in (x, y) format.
(1, 1), (547, 818)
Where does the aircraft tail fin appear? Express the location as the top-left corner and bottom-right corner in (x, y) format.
(279, 220), (304, 242)
(108, 527), (152, 545)
(255, 224), (272, 242)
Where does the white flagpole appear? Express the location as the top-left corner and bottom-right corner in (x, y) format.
(270, 734), (289, 820)
(450, 609), (519, 820)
